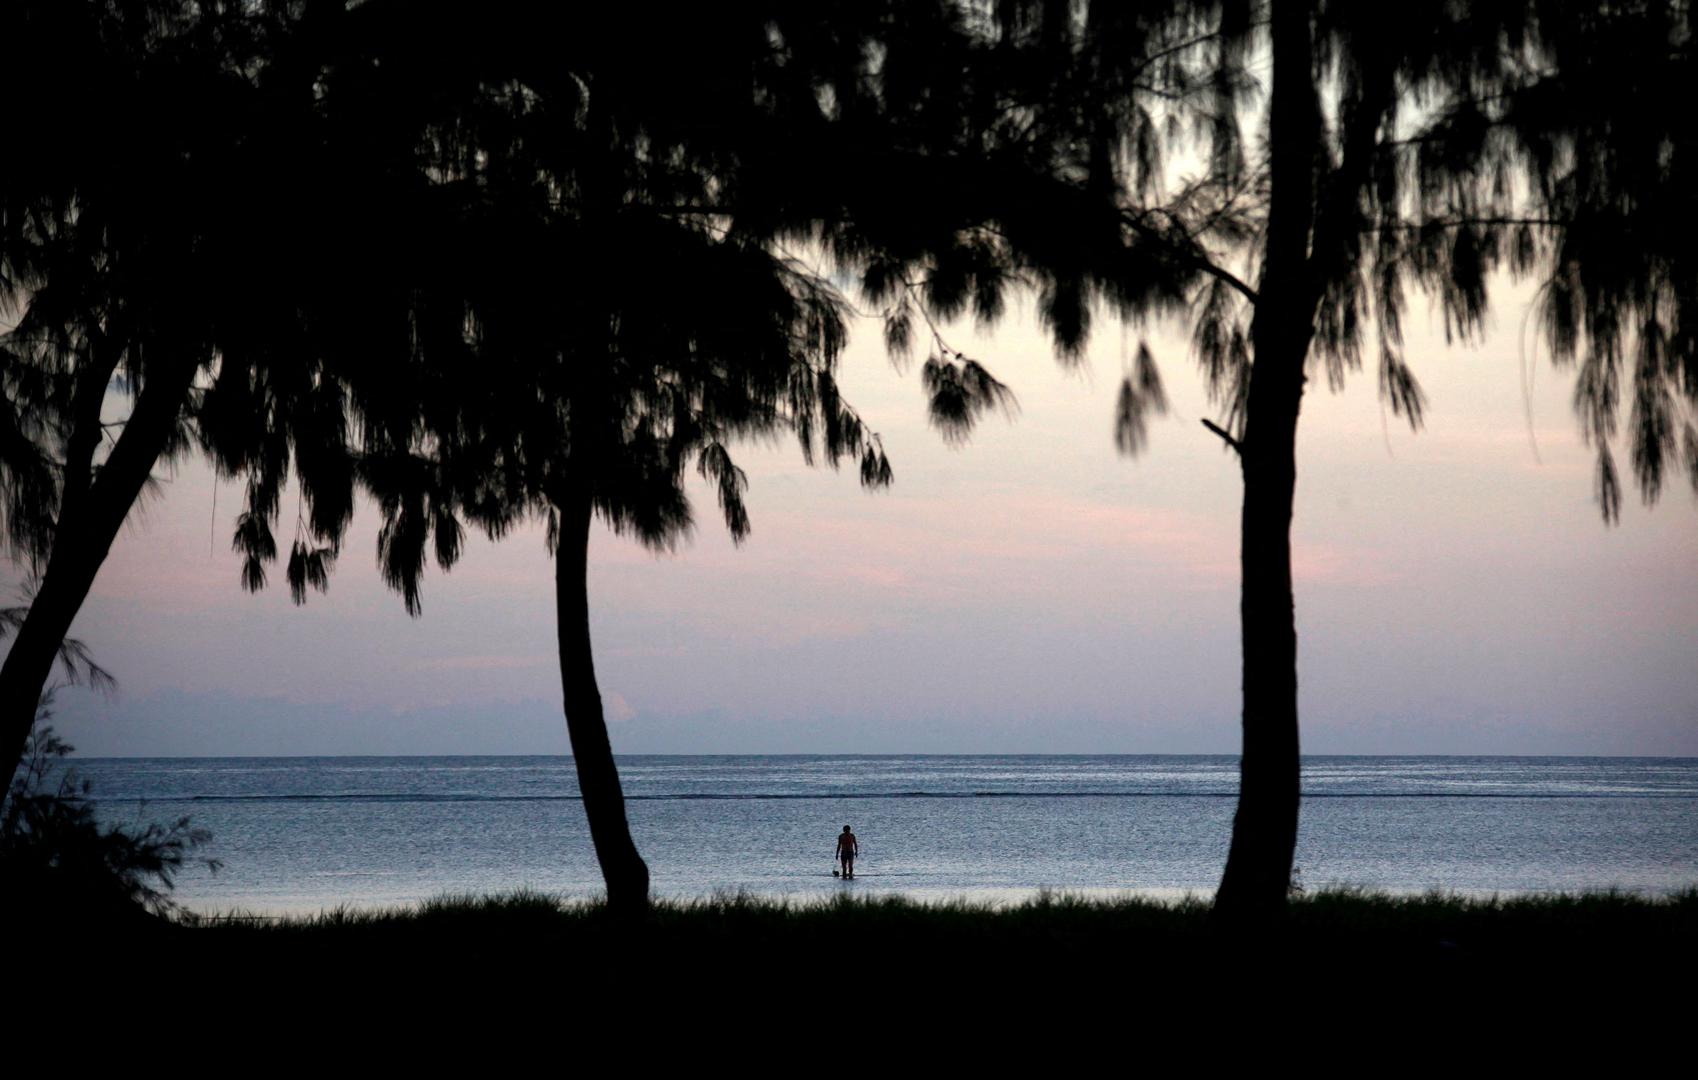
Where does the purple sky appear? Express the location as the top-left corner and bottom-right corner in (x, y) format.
(18, 282), (1698, 756)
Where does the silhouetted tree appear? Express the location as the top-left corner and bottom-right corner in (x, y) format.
(771, 0), (1697, 919)
(318, 4), (893, 911)
(0, 0), (371, 787)
(0, 1), (491, 794)
(2, 1), (895, 911)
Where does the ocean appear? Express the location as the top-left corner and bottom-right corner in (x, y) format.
(73, 754), (1698, 915)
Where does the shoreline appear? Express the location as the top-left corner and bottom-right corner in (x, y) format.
(166, 880), (1698, 920)
(169, 882), (1698, 924)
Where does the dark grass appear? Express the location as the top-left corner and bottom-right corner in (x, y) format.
(184, 884), (1698, 943)
(132, 888), (1698, 988)
(20, 888), (1696, 1044)
(83, 885), (1698, 959)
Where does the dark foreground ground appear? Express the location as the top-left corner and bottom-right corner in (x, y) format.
(14, 889), (1695, 1059)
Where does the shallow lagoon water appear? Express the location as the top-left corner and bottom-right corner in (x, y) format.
(73, 754), (1698, 914)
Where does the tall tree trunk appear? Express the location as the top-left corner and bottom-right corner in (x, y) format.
(553, 482), (650, 913)
(1213, 345), (1306, 920)
(0, 355), (198, 787)
(1213, 0), (1318, 922)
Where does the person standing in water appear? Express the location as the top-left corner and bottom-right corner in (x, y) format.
(835, 825), (859, 879)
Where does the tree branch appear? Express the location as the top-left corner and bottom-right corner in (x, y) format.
(1201, 417), (1242, 455)
(1120, 208), (1260, 305)
(1194, 258), (1260, 306)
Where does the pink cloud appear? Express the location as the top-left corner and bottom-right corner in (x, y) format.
(604, 690), (637, 723)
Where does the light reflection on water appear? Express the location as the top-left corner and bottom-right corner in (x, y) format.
(69, 754), (1698, 915)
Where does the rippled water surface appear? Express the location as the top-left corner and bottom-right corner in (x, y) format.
(72, 755), (1698, 913)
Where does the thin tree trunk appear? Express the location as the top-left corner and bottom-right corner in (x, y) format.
(553, 482), (650, 913)
(1213, 0), (1317, 922)
(1213, 357), (1306, 919)
(0, 355), (198, 786)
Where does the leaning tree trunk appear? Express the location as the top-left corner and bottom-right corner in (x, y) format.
(0, 355), (198, 787)
(1212, 0), (1318, 922)
(553, 481), (650, 913)
(1, 538), (110, 783)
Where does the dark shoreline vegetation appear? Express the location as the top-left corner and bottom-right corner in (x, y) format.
(183, 885), (1698, 950)
(42, 887), (1698, 975)
(7, 892), (1680, 1054)
(21, 888), (1695, 1037)
(189, 886), (1698, 937)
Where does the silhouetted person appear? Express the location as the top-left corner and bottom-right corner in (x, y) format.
(836, 825), (858, 879)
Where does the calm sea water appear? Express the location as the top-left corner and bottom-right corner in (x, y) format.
(73, 755), (1698, 914)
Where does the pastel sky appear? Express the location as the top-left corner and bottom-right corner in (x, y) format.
(18, 278), (1698, 756)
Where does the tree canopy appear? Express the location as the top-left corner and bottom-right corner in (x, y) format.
(0, 0), (366, 784)
(322, 2), (895, 608)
